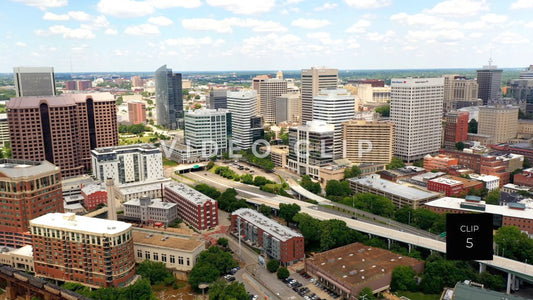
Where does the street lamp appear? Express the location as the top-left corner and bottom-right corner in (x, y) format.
(199, 283), (209, 300)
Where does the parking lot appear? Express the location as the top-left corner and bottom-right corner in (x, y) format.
(282, 270), (342, 300)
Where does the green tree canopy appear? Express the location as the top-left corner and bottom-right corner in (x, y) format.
(386, 157), (405, 170)
(300, 175), (321, 194)
(344, 165), (362, 179)
(455, 141), (466, 151)
(136, 260), (174, 285)
(217, 237), (229, 248)
(279, 203), (301, 225)
(195, 184), (221, 200)
(359, 287), (376, 300)
(325, 180), (352, 199)
(258, 204), (272, 217)
(485, 188), (500, 205)
(293, 213), (321, 247)
(208, 280), (248, 300)
(391, 266), (418, 292)
(277, 267), (289, 279)
(375, 104), (390, 117)
(266, 259), (280, 273)
(468, 119), (478, 134)
(494, 226), (533, 262)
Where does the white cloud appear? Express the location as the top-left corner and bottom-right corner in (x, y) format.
(124, 24), (160, 35)
(68, 11), (92, 22)
(92, 15), (110, 28)
(390, 12), (442, 26)
(366, 30), (396, 42)
(149, 0), (201, 9)
(241, 33), (303, 56)
(407, 29), (465, 42)
(493, 31), (530, 44)
(97, 0), (154, 17)
(148, 16), (173, 26)
(291, 18), (330, 29)
(182, 18), (287, 33)
(469, 32), (483, 38)
(71, 44), (89, 51)
(345, 20), (371, 33)
(526, 21), (533, 28)
(12, 0), (67, 9)
(510, 0), (533, 9)
(43, 12), (69, 21)
(38, 25), (95, 39)
(114, 49), (129, 56)
(105, 28), (118, 35)
(315, 2), (337, 11)
(182, 18), (233, 33)
(206, 0), (276, 15)
(480, 13), (508, 24)
(16, 41), (27, 47)
(425, 0), (488, 17)
(164, 37), (214, 47)
(344, 0), (391, 9)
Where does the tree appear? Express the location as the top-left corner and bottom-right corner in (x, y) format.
(253, 176), (271, 186)
(258, 204), (272, 217)
(494, 226), (533, 262)
(344, 165), (362, 179)
(293, 213), (321, 247)
(195, 184), (221, 200)
(412, 159), (424, 168)
(264, 130), (275, 141)
(455, 141), (465, 151)
(359, 287), (376, 300)
(209, 280), (248, 300)
(300, 175), (321, 194)
(375, 104), (390, 117)
(136, 260), (175, 285)
(524, 157), (532, 169)
(319, 219), (359, 251)
(266, 259), (280, 273)
(277, 267), (289, 280)
(386, 157), (405, 170)
(468, 119), (478, 134)
(240, 173), (254, 184)
(189, 263), (220, 291)
(279, 203), (301, 225)
(116, 96), (124, 105)
(485, 188), (500, 205)
(217, 237), (229, 248)
(325, 180), (352, 199)
(420, 258), (477, 294)
(391, 266), (417, 292)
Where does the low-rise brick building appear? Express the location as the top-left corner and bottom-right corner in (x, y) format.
(165, 183), (218, 230)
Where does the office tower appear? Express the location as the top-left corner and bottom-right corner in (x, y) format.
(343, 118), (394, 164)
(478, 106), (518, 144)
(477, 61), (503, 105)
(312, 88), (355, 159)
(509, 65), (533, 114)
(355, 84), (391, 105)
(259, 79), (287, 124)
(0, 159), (62, 247)
(276, 92), (301, 124)
(184, 108), (230, 156)
(128, 101), (146, 124)
(391, 78), (444, 162)
(91, 144), (163, 184)
(131, 75), (143, 87)
(443, 75), (479, 112)
(443, 111), (469, 149)
(8, 94), (118, 178)
(30, 213), (136, 288)
(64, 80), (76, 90)
(155, 65), (183, 129)
(287, 121), (334, 179)
(208, 88), (228, 109)
(301, 67), (338, 122)
(13, 66), (56, 97)
(0, 114), (9, 147)
(252, 74), (272, 113)
(227, 90), (259, 150)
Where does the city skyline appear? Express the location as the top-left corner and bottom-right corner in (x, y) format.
(2, 0), (533, 72)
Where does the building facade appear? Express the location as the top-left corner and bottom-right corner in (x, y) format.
(477, 63), (503, 105)
(13, 67), (56, 97)
(123, 197), (177, 225)
(442, 75), (478, 112)
(0, 114), (9, 148)
(208, 88), (228, 109)
(184, 108), (230, 156)
(231, 208), (304, 265)
(478, 106), (518, 144)
(8, 94), (118, 178)
(30, 213), (136, 288)
(423, 154), (458, 171)
(128, 102), (146, 124)
(91, 144), (163, 184)
(164, 183), (218, 230)
(276, 92), (301, 124)
(81, 183), (107, 211)
(301, 67), (338, 122)
(227, 90), (261, 150)
(155, 65), (183, 129)
(343, 118), (394, 165)
(443, 111), (469, 149)
(259, 79), (287, 124)
(390, 77), (444, 162)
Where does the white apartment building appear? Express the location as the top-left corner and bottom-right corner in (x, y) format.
(91, 144), (164, 184)
(391, 78), (444, 162)
(184, 108), (230, 156)
(301, 67), (338, 122)
(227, 90), (259, 150)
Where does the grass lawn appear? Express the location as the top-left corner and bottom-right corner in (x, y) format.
(163, 157), (179, 167)
(119, 134), (158, 145)
(396, 291), (441, 300)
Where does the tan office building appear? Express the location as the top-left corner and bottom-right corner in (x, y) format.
(343, 119), (394, 164)
(478, 106), (518, 144)
(301, 68), (338, 122)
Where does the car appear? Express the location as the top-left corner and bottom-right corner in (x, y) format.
(224, 274), (235, 281)
(351, 216), (357, 220)
(293, 287), (299, 292)
(250, 295), (258, 300)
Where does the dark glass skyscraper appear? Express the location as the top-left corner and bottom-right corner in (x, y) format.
(155, 65), (183, 129)
(477, 61), (503, 105)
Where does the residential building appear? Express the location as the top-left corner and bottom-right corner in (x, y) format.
(513, 168), (533, 187)
(128, 102), (146, 124)
(208, 88), (227, 109)
(343, 118), (394, 165)
(478, 106), (518, 144)
(160, 140), (212, 164)
(301, 67), (338, 122)
(0, 245), (34, 273)
(155, 65), (183, 129)
(30, 213), (136, 288)
(231, 208), (304, 265)
(313, 88), (355, 158)
(8, 93), (118, 178)
(444, 111), (469, 149)
(517, 119), (533, 139)
(423, 154), (458, 171)
(227, 90), (262, 150)
(305, 242), (424, 299)
(184, 108), (230, 156)
(123, 197), (177, 225)
(13, 66), (55, 97)
(390, 78), (444, 162)
(287, 121), (334, 180)
(114, 178), (172, 203)
(427, 175), (483, 197)
(0, 114), (9, 148)
(0, 159), (63, 247)
(165, 183), (218, 230)
(259, 79), (287, 124)
(64, 80), (76, 91)
(477, 62), (503, 105)
(469, 174), (500, 190)
(91, 144), (163, 184)
(77, 81), (92, 91)
(443, 75), (479, 112)
(81, 183), (107, 211)
(276, 92), (301, 124)
(348, 174), (440, 208)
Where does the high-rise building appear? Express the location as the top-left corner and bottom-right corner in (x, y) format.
(30, 213), (136, 288)
(276, 92), (301, 124)
(259, 79), (287, 124)
(91, 144), (163, 184)
(227, 90), (260, 150)
(301, 67), (338, 122)
(13, 66), (56, 97)
(478, 106), (519, 144)
(287, 121), (334, 179)
(0, 159), (63, 247)
(312, 88), (355, 159)
(8, 94), (118, 178)
(391, 78), (444, 162)
(477, 61), (503, 105)
(443, 111), (469, 149)
(508, 65), (533, 114)
(184, 108), (230, 156)
(443, 75), (479, 112)
(77, 80), (92, 91)
(131, 76), (143, 87)
(155, 65), (183, 129)
(64, 80), (77, 91)
(208, 88), (228, 109)
(128, 101), (146, 124)
(0, 114), (9, 148)
(343, 118), (394, 164)
(252, 74), (272, 113)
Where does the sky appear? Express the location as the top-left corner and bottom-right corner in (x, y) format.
(1, 0), (533, 72)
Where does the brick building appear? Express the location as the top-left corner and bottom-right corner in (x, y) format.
(427, 175), (484, 197)
(128, 102), (146, 124)
(30, 213), (136, 288)
(379, 166), (426, 182)
(231, 208), (304, 265)
(81, 183), (107, 210)
(513, 168), (533, 187)
(423, 154), (458, 171)
(443, 111), (469, 149)
(164, 183), (218, 230)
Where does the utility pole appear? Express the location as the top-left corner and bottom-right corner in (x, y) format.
(238, 217), (242, 262)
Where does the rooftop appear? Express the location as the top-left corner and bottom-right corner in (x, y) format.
(185, 108), (229, 116)
(448, 281), (528, 300)
(349, 175), (439, 201)
(297, 120), (335, 133)
(81, 183), (106, 195)
(0, 159), (59, 179)
(425, 197), (533, 220)
(429, 177), (463, 186)
(233, 208), (302, 242)
(92, 143), (160, 155)
(132, 231), (203, 252)
(124, 197), (177, 210)
(30, 213), (131, 235)
(117, 178), (172, 195)
(7, 93), (114, 109)
(166, 183), (216, 206)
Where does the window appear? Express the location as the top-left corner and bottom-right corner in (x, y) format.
(145, 251), (150, 260)
(153, 253), (158, 261)
(137, 250), (142, 258)
(170, 255), (175, 264)
(187, 258), (190, 266)
(161, 254), (167, 262)
(178, 256), (183, 265)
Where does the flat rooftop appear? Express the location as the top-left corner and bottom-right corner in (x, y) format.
(30, 213), (131, 235)
(425, 197), (533, 220)
(7, 93), (115, 109)
(233, 208), (302, 242)
(116, 178), (172, 195)
(124, 198), (177, 210)
(132, 231), (203, 252)
(0, 159), (59, 178)
(92, 143), (160, 154)
(348, 175), (439, 201)
(166, 183), (216, 206)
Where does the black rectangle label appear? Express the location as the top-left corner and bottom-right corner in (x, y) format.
(446, 213), (493, 260)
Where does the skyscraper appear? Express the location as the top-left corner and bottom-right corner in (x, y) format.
(442, 75), (478, 112)
(8, 93), (118, 178)
(184, 108), (230, 156)
(276, 92), (301, 124)
(477, 61), (503, 105)
(227, 90), (260, 150)
(301, 67), (338, 122)
(391, 78), (444, 162)
(259, 78), (287, 124)
(208, 88), (228, 109)
(478, 106), (518, 144)
(343, 118), (394, 164)
(13, 66), (56, 97)
(155, 65), (183, 129)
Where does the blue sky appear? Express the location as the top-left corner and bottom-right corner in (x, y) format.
(1, 0), (533, 72)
